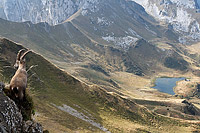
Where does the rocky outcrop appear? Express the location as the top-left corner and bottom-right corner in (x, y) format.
(174, 79), (200, 98)
(0, 82), (43, 133)
(0, 82), (23, 132)
(132, 0), (200, 44)
(182, 100), (200, 116)
(0, 0), (99, 25)
(22, 121), (43, 133)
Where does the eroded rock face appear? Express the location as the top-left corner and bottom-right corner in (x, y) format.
(0, 0), (99, 25)
(181, 100), (200, 116)
(22, 121), (43, 133)
(0, 82), (23, 132)
(132, 0), (200, 44)
(0, 82), (43, 133)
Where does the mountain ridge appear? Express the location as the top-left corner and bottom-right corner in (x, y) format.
(1, 0), (200, 44)
(0, 0), (197, 97)
(1, 38), (200, 132)
(0, 0), (99, 25)
(0, 0), (200, 132)
(132, 0), (200, 44)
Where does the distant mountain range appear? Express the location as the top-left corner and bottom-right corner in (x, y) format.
(0, 0), (97, 25)
(132, 0), (200, 44)
(0, 0), (200, 44)
(0, 0), (195, 85)
(1, 0), (200, 132)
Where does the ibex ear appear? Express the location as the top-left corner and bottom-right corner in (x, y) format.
(20, 50), (32, 61)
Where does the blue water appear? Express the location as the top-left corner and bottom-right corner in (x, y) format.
(153, 77), (185, 95)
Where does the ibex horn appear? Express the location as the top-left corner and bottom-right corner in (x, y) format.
(20, 50), (32, 60)
(17, 49), (26, 61)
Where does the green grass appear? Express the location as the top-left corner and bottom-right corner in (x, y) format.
(0, 39), (103, 130)
(0, 38), (200, 132)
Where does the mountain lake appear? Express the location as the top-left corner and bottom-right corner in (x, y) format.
(153, 77), (185, 95)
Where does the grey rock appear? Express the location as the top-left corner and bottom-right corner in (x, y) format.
(0, 0), (99, 25)
(132, 0), (200, 44)
(0, 83), (43, 133)
(23, 120), (43, 133)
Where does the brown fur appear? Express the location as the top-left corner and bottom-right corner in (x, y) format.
(9, 50), (31, 101)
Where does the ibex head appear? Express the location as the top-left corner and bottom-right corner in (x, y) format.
(14, 49), (25, 69)
(14, 49), (31, 69)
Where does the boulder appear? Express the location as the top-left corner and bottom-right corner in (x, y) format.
(0, 82), (43, 133)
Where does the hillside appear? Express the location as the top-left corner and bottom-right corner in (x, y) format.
(0, 17), (193, 88)
(0, 0), (200, 132)
(0, 38), (200, 132)
(0, 0), (198, 94)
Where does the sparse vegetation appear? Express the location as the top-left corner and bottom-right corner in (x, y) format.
(3, 84), (34, 121)
(1, 0), (200, 132)
(164, 57), (188, 71)
(0, 31), (200, 132)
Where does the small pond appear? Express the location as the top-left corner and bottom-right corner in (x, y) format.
(153, 77), (185, 95)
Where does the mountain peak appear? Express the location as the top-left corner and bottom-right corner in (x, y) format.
(132, 0), (200, 44)
(0, 0), (100, 25)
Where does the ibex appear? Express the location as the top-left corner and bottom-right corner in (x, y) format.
(9, 49), (31, 101)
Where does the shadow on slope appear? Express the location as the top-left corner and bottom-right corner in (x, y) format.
(0, 38), (199, 132)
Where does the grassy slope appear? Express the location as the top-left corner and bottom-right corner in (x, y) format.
(0, 1), (198, 132)
(0, 38), (105, 131)
(70, 0), (180, 47)
(0, 5), (190, 81)
(0, 38), (199, 132)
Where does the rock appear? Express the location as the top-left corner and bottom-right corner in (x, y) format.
(23, 120), (43, 133)
(0, 82), (5, 89)
(132, 0), (200, 44)
(0, 83), (23, 133)
(0, 82), (43, 133)
(182, 100), (200, 116)
(0, 0), (99, 25)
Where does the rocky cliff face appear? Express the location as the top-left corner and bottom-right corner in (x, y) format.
(1, 0), (200, 44)
(0, 83), (22, 133)
(132, 0), (200, 44)
(0, 0), (99, 25)
(0, 82), (43, 133)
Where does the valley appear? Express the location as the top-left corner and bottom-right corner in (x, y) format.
(0, 0), (200, 132)
(1, 38), (200, 132)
